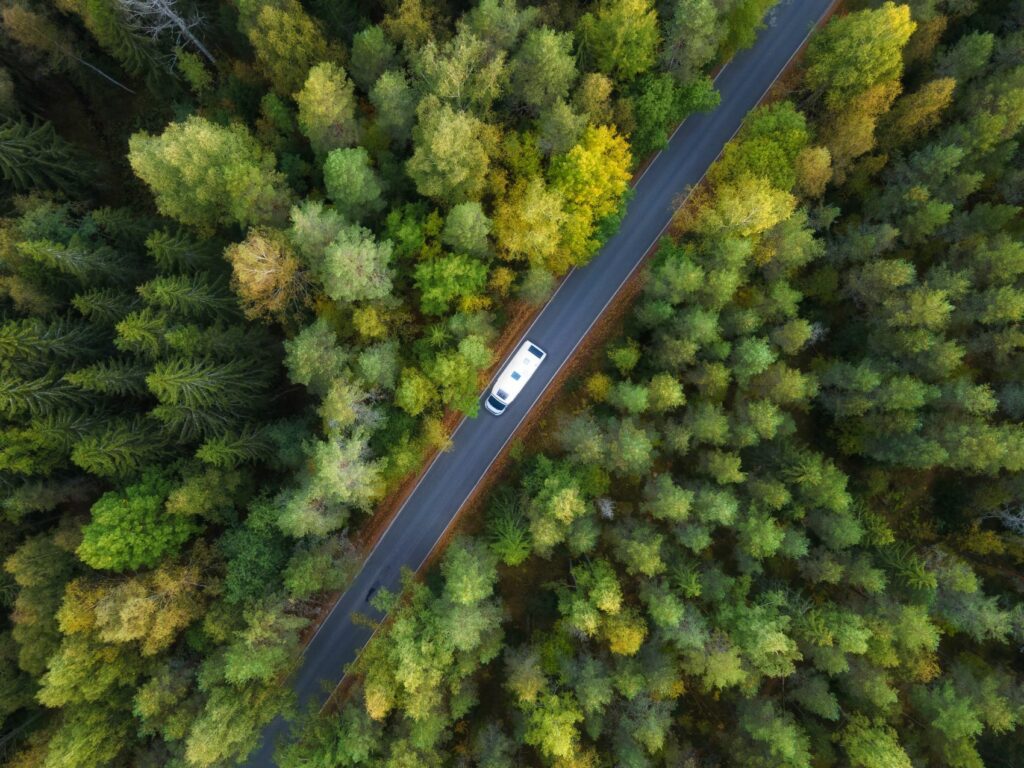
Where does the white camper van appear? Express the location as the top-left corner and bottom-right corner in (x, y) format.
(485, 341), (547, 415)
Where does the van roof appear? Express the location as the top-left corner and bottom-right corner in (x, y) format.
(493, 341), (545, 401)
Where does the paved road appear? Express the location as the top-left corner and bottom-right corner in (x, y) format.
(249, 0), (835, 762)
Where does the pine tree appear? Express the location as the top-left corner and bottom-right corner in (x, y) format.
(196, 426), (276, 468)
(146, 357), (271, 415)
(145, 228), (218, 273)
(0, 316), (106, 373)
(56, 0), (167, 84)
(114, 308), (167, 358)
(70, 416), (166, 478)
(0, 372), (94, 418)
(137, 273), (240, 321)
(71, 288), (140, 325)
(64, 358), (149, 396)
(18, 238), (134, 286)
(0, 118), (86, 191)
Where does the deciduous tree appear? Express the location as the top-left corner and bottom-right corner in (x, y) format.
(323, 147), (385, 220)
(236, 0), (334, 94)
(577, 0), (659, 83)
(77, 470), (196, 571)
(295, 63), (359, 158)
(225, 228), (310, 322)
(129, 117), (292, 230)
(407, 99), (499, 204)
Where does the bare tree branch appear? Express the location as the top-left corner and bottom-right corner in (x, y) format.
(116, 0), (215, 63)
(983, 504), (1024, 536)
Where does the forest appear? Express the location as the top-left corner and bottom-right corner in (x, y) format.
(1, 0), (1022, 766)
(0, 0), (776, 764)
(277, 1), (1024, 767)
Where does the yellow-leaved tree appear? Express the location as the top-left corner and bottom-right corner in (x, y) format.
(549, 125), (632, 271)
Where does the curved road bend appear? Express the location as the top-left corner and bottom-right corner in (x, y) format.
(250, 0), (836, 762)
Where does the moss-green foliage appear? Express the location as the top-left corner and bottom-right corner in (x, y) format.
(0, 0), (824, 764)
(276, 4), (1024, 767)
(77, 470), (193, 570)
(128, 117), (293, 231)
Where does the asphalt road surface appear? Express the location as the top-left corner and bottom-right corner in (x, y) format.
(249, 0), (836, 762)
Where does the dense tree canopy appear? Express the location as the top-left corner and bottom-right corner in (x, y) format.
(10, 1), (1022, 768)
(273, 4), (1024, 767)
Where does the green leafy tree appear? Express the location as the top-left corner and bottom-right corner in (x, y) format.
(735, 698), (812, 768)
(295, 62), (359, 157)
(577, 0), (659, 83)
(462, 0), (539, 52)
(804, 2), (916, 111)
(523, 693), (584, 760)
(935, 30), (994, 84)
(370, 70), (417, 143)
(184, 673), (293, 767)
(77, 470), (196, 571)
(537, 98), (586, 155)
(223, 602), (308, 684)
(878, 77), (956, 150)
(414, 253), (488, 315)
(349, 25), (398, 90)
(442, 202), (491, 257)
(311, 224), (393, 304)
(509, 27), (577, 111)
(720, 0), (776, 56)
(407, 99), (499, 204)
(236, 0), (335, 94)
(494, 176), (567, 270)
(441, 537), (499, 606)
(628, 73), (684, 158)
(550, 125), (633, 266)
(524, 458), (591, 556)
(839, 715), (912, 768)
(395, 366), (437, 416)
(129, 116), (292, 230)
(37, 700), (132, 768)
(411, 28), (506, 112)
(661, 0), (720, 81)
(642, 474), (693, 522)
(426, 337), (491, 416)
(323, 147), (385, 220)
(354, 542), (503, 724)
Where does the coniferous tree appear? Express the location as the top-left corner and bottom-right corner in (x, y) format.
(0, 119), (86, 191)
